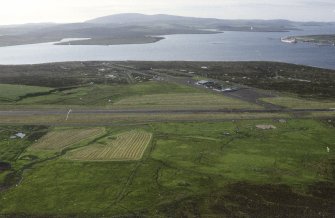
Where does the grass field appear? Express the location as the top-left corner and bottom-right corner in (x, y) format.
(15, 82), (198, 107)
(67, 130), (152, 161)
(30, 128), (104, 152)
(10, 82), (260, 110)
(114, 93), (261, 109)
(262, 96), (335, 109)
(0, 119), (334, 217)
(0, 84), (52, 102)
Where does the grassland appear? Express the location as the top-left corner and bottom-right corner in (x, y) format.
(0, 61), (334, 217)
(67, 130), (152, 161)
(262, 96), (335, 109)
(0, 84), (52, 103)
(0, 81), (261, 110)
(7, 82), (207, 107)
(114, 93), (261, 109)
(0, 119), (334, 217)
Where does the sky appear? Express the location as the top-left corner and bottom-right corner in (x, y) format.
(1, 0), (335, 25)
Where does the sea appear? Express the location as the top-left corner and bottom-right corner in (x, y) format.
(0, 25), (334, 69)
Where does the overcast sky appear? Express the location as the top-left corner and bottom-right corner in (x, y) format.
(1, 0), (335, 25)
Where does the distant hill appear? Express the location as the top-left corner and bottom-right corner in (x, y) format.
(86, 13), (199, 24)
(0, 13), (332, 47)
(86, 13), (296, 30)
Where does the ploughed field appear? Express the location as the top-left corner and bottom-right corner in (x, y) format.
(67, 130), (152, 161)
(30, 128), (104, 151)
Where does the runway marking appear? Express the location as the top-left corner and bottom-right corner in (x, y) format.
(66, 109), (72, 121)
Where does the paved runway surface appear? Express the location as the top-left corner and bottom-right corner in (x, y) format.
(0, 108), (333, 116)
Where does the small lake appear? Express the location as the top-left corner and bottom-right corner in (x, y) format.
(0, 25), (335, 69)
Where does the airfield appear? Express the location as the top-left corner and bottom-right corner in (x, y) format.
(0, 61), (334, 217)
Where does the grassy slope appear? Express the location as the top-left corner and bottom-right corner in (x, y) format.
(0, 119), (334, 217)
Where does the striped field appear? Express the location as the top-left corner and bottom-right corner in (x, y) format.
(31, 128), (104, 151)
(67, 130), (152, 161)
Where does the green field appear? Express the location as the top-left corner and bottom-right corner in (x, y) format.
(0, 84), (52, 102)
(262, 96), (335, 109)
(0, 119), (334, 217)
(0, 81), (261, 110)
(114, 93), (261, 109)
(14, 82), (201, 107)
(0, 61), (334, 217)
